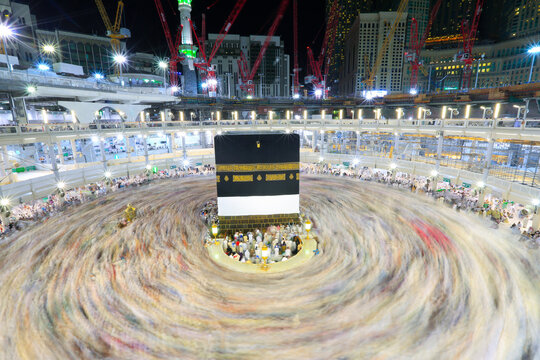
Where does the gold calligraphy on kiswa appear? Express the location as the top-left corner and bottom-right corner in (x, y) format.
(265, 173), (286, 181)
(232, 175), (254, 182)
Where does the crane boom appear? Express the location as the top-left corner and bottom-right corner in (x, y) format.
(238, 0), (290, 96)
(95, 0), (113, 32)
(189, 0), (249, 97)
(292, 0), (300, 96)
(460, 0), (484, 89)
(366, 0), (409, 89)
(406, 0), (442, 92)
(113, 1), (124, 33)
(305, 0), (339, 98)
(154, 0), (184, 88)
(208, 0), (248, 63)
(94, 0), (129, 75)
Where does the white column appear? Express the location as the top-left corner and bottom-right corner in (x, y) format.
(169, 134), (176, 154)
(182, 136), (187, 159)
(143, 136), (149, 166)
(482, 139), (495, 183)
(99, 137), (107, 170)
(47, 142), (60, 181)
(57, 142), (65, 164)
(436, 133), (444, 170)
(393, 133), (400, 159)
(70, 139), (78, 166)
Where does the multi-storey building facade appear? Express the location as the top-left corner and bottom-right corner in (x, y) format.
(339, 12), (408, 96)
(206, 34), (290, 98)
(326, 0), (373, 87)
(507, 0), (540, 38)
(402, 35), (540, 93)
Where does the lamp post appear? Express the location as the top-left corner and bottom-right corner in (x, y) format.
(211, 222), (218, 245)
(261, 245), (270, 270)
(113, 53), (127, 86)
(158, 60), (168, 90)
(0, 23), (14, 73)
(304, 219), (312, 241)
(527, 45), (540, 83)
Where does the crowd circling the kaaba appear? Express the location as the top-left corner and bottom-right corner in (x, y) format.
(2, 162), (538, 249)
(0, 166), (214, 236)
(302, 163), (539, 248)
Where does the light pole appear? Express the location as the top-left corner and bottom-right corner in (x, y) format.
(527, 45), (540, 83)
(158, 60), (168, 90)
(480, 106), (492, 120)
(0, 23), (14, 73)
(113, 53), (127, 86)
(304, 219), (312, 241)
(212, 223), (219, 245)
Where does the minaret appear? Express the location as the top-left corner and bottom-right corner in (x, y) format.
(178, 0), (197, 58)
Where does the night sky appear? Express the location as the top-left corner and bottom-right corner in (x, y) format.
(27, 0), (327, 67)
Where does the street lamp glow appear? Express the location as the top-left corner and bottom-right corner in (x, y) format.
(94, 73), (104, 80)
(477, 181), (485, 188)
(409, 88), (418, 95)
(183, 159), (190, 167)
(42, 44), (56, 54)
(37, 63), (50, 71)
(104, 171), (112, 178)
(528, 46), (540, 55)
(430, 170), (438, 177)
(390, 162), (397, 170)
(26, 85), (37, 94)
(532, 198), (540, 206)
(146, 164), (152, 170)
(314, 89), (323, 98)
(158, 60), (168, 69)
(57, 181), (66, 190)
(319, 156), (324, 162)
(113, 53), (127, 64)
(0, 198), (10, 207)
(292, 93), (300, 99)
(0, 23), (13, 38)
(171, 86), (179, 93)
(246, 95), (253, 100)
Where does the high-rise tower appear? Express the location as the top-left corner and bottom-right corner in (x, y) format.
(177, 0), (198, 94)
(178, 0), (197, 58)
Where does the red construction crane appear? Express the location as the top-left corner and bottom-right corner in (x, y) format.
(405, 0), (443, 94)
(237, 0), (290, 97)
(292, 0), (300, 98)
(459, 0), (485, 90)
(190, 0), (248, 97)
(154, 0), (184, 89)
(306, 0), (339, 99)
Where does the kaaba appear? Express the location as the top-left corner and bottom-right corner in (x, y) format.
(214, 133), (300, 231)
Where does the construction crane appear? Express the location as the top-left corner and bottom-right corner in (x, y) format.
(94, 0), (130, 75)
(237, 0), (290, 97)
(459, 0), (485, 90)
(364, 0), (409, 91)
(292, 0), (300, 98)
(405, 0), (443, 94)
(190, 0), (248, 97)
(306, 0), (339, 99)
(154, 0), (184, 89)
